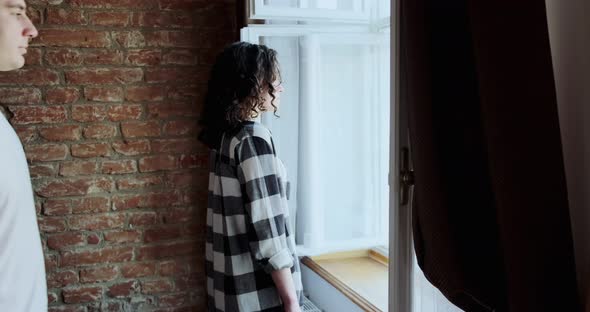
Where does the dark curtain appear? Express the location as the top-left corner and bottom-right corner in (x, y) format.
(401, 0), (581, 311)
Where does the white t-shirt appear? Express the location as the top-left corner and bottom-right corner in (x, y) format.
(0, 114), (47, 311)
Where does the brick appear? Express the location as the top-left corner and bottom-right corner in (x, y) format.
(112, 140), (150, 155)
(69, 213), (125, 231)
(146, 102), (196, 119)
(89, 11), (130, 26)
(48, 306), (86, 312)
(14, 126), (38, 144)
(0, 87), (42, 104)
(0, 69), (60, 85)
(46, 87), (80, 105)
(117, 175), (164, 190)
(125, 49), (161, 66)
(65, 68), (143, 85)
(112, 31), (146, 48)
(120, 262), (156, 278)
(9, 106), (67, 124)
(144, 226), (182, 243)
(150, 30), (200, 48)
(158, 292), (188, 308)
(71, 197), (110, 214)
(197, 30), (235, 50)
(38, 217), (67, 233)
(137, 241), (199, 261)
(167, 171), (203, 188)
(167, 84), (202, 99)
(45, 8), (86, 25)
(87, 233), (101, 245)
(36, 177), (113, 197)
(102, 160), (137, 174)
(107, 280), (139, 298)
(45, 254), (58, 272)
(44, 49), (83, 66)
(40, 29), (111, 48)
(62, 286), (103, 303)
(104, 230), (141, 244)
(59, 161), (98, 176)
(162, 207), (194, 224)
(194, 2), (235, 30)
(128, 211), (157, 227)
(70, 0), (158, 9)
(99, 302), (123, 312)
(25, 144), (68, 162)
(83, 123), (118, 139)
(25, 5), (42, 24)
(39, 125), (82, 141)
(151, 138), (199, 154)
(72, 105), (108, 122)
(107, 104), (143, 121)
(112, 194), (142, 211)
(162, 49), (197, 65)
(174, 273), (201, 291)
(183, 189), (206, 206)
(131, 11), (192, 28)
(141, 279), (174, 294)
(82, 49), (124, 65)
(24, 47), (42, 65)
(126, 85), (165, 102)
(163, 120), (198, 136)
(145, 67), (199, 83)
(158, 0), (208, 10)
(178, 153), (207, 169)
(47, 270), (79, 288)
(71, 143), (111, 158)
(84, 87), (124, 102)
(121, 121), (161, 138)
(139, 155), (177, 172)
(48, 292), (58, 304)
(80, 266), (119, 283)
(47, 232), (85, 250)
(158, 259), (187, 276)
(60, 246), (133, 267)
(30, 164), (57, 178)
(114, 191), (182, 210)
(43, 199), (72, 216)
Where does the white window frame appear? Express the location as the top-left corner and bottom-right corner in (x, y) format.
(249, 0), (371, 24)
(242, 26), (390, 255)
(243, 2), (414, 312)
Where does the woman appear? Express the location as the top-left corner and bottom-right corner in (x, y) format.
(199, 42), (303, 312)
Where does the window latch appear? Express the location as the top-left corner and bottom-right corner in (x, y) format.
(399, 147), (414, 206)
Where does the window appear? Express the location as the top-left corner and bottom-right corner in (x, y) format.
(241, 0), (391, 255)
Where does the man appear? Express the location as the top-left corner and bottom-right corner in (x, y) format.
(0, 0), (46, 311)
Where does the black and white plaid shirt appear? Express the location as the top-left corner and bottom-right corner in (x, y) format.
(206, 121), (303, 312)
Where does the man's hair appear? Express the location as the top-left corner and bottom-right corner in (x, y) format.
(198, 42), (281, 149)
(0, 105), (12, 120)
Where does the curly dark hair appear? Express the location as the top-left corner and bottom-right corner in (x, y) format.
(198, 42), (281, 149)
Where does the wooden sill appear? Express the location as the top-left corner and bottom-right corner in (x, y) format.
(301, 249), (388, 312)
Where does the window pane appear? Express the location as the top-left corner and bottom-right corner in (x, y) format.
(264, 0), (357, 11)
(317, 43), (389, 244)
(259, 36), (301, 233)
(245, 29), (390, 251)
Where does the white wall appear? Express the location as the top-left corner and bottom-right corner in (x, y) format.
(545, 0), (590, 306)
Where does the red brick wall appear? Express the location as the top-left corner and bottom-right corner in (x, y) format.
(1, 1), (236, 311)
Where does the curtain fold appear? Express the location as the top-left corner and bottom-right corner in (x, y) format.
(401, 0), (581, 311)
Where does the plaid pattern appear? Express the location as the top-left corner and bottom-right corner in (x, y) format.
(206, 121), (303, 312)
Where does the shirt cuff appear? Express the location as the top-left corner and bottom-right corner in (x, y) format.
(264, 248), (294, 273)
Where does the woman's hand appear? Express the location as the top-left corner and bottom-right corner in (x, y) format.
(284, 302), (302, 312)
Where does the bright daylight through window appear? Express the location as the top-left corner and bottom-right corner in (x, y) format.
(241, 0), (391, 256)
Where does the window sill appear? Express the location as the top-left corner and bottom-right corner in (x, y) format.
(300, 249), (388, 312)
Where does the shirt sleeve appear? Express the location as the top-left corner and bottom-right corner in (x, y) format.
(236, 135), (293, 273)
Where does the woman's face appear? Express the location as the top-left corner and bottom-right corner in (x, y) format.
(261, 79), (284, 112)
